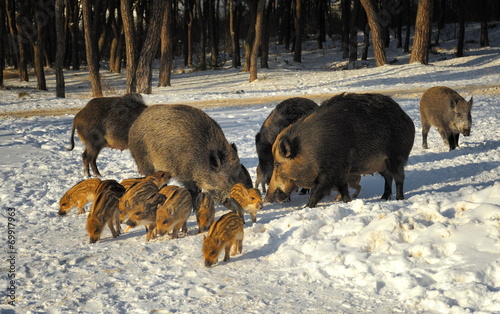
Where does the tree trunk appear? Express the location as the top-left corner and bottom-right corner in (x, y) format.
(249, 0), (265, 82)
(243, 0), (256, 72)
(196, 0), (206, 70)
(409, 0), (433, 64)
(403, 0), (411, 53)
(55, 0), (65, 97)
(135, 0), (165, 94)
(349, 0), (360, 63)
(293, 0), (302, 63)
(208, 0), (218, 67)
(456, 0), (465, 57)
(480, 0), (489, 47)
(316, 0), (326, 49)
(158, 0), (173, 87)
(15, 0), (29, 82)
(184, 0), (194, 67)
(281, 0), (292, 50)
(82, 0), (103, 96)
(68, 0), (80, 70)
(341, 0), (350, 59)
(33, 0), (47, 91)
(260, 0), (272, 69)
(0, 0), (5, 86)
(360, 0), (387, 66)
(434, 0), (445, 45)
(229, 0), (241, 68)
(121, 0), (137, 93)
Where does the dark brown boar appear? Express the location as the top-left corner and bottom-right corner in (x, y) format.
(255, 97), (318, 193)
(128, 104), (241, 205)
(266, 93), (415, 207)
(420, 86), (473, 151)
(67, 93), (147, 177)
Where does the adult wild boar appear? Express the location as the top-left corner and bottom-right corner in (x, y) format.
(128, 104), (241, 205)
(420, 86), (473, 151)
(67, 93), (147, 177)
(255, 97), (318, 192)
(266, 93), (415, 208)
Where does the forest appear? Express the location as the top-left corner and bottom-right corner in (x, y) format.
(0, 0), (498, 98)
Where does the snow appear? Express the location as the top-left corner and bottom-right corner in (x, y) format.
(1, 24), (499, 313)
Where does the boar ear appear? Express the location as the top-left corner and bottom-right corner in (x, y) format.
(279, 136), (299, 159)
(468, 97), (473, 106)
(209, 150), (226, 171)
(450, 100), (457, 109)
(231, 143), (238, 153)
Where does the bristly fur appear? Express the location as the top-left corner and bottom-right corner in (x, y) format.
(59, 178), (101, 216)
(202, 212), (244, 267)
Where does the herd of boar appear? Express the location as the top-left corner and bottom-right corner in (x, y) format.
(60, 86), (473, 266)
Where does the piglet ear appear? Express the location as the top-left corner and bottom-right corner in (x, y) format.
(279, 136), (298, 159)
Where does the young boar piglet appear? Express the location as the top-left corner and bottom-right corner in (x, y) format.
(202, 212), (244, 267)
(59, 178), (101, 216)
(229, 183), (263, 224)
(195, 192), (215, 233)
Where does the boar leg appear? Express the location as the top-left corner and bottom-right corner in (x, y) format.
(380, 171), (394, 200)
(307, 181), (347, 207)
(224, 243), (232, 261)
(421, 121), (431, 149)
(453, 133), (460, 149)
(108, 219), (119, 238)
(447, 133), (457, 151)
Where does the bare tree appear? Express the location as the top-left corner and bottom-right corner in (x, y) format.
(121, 0), (137, 92)
(136, 0), (165, 94)
(341, 0), (350, 59)
(250, 0), (265, 82)
(456, 0), (465, 57)
(82, 0), (103, 96)
(0, 0), (5, 87)
(360, 0), (387, 66)
(196, 0), (206, 70)
(32, 0), (47, 91)
(158, 0), (174, 87)
(14, 0), (29, 82)
(293, 0), (303, 63)
(349, 0), (361, 64)
(409, 0), (433, 64)
(55, 0), (65, 97)
(480, 0), (490, 47)
(229, 0), (241, 68)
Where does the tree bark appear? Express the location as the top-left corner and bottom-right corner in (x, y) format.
(208, 0), (218, 67)
(196, 0), (206, 70)
(121, 0), (137, 92)
(260, 0), (271, 69)
(316, 0), (326, 49)
(158, 0), (173, 87)
(55, 0), (65, 97)
(32, 0), (47, 91)
(67, 0), (80, 70)
(360, 0), (387, 66)
(341, 0), (350, 59)
(349, 0), (360, 63)
(15, 0), (29, 82)
(135, 0), (165, 94)
(82, 0), (103, 96)
(293, 0), (302, 63)
(249, 0), (265, 82)
(456, 0), (465, 57)
(0, 0), (5, 86)
(229, 0), (241, 68)
(243, 0), (256, 72)
(480, 0), (489, 47)
(409, 0), (433, 64)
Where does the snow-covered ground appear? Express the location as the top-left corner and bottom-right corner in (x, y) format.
(1, 23), (499, 313)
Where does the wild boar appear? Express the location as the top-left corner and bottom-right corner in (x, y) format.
(229, 183), (263, 224)
(86, 180), (125, 243)
(255, 97), (318, 193)
(155, 185), (193, 239)
(59, 178), (101, 216)
(128, 104), (241, 205)
(194, 192), (215, 234)
(67, 93), (147, 177)
(266, 93), (415, 207)
(202, 212), (244, 267)
(420, 86), (473, 151)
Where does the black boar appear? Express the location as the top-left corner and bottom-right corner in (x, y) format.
(67, 93), (147, 177)
(128, 104), (241, 205)
(266, 93), (415, 207)
(255, 97), (318, 193)
(420, 86), (473, 151)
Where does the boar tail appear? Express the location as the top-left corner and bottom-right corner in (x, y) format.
(67, 122), (76, 151)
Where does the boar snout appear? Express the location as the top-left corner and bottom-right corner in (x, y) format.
(125, 220), (137, 228)
(463, 129), (471, 136)
(265, 188), (291, 203)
